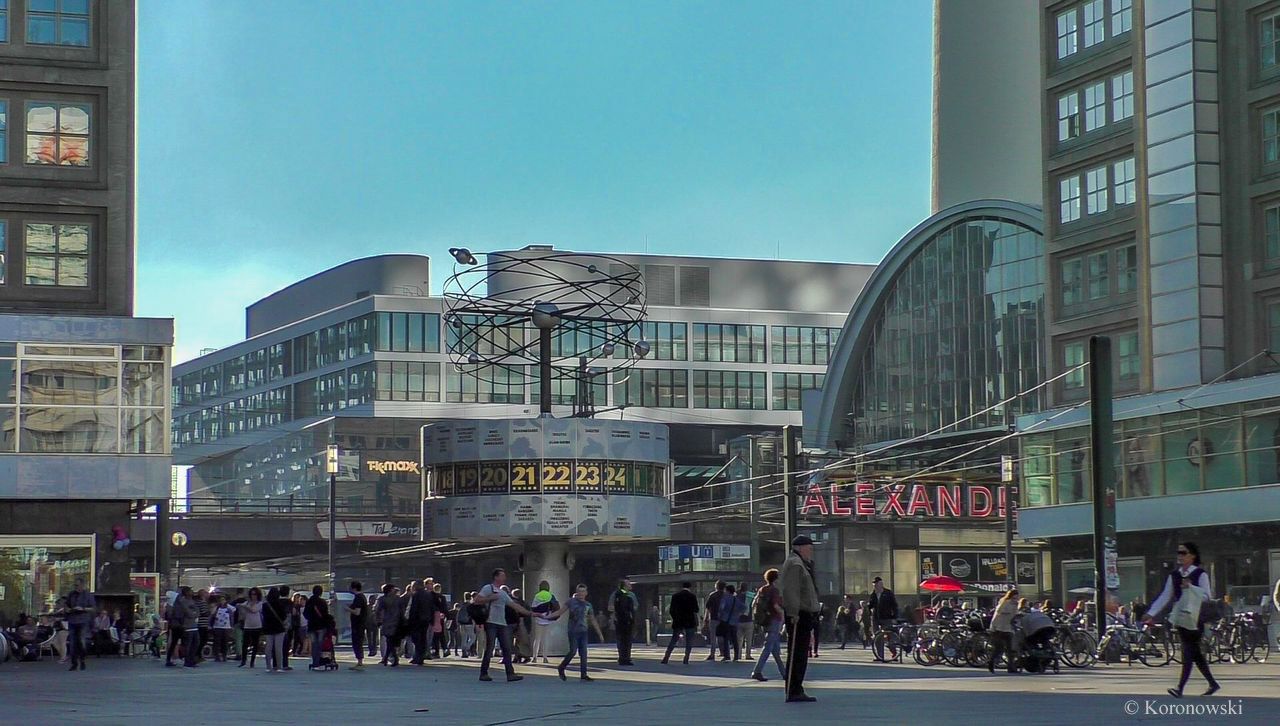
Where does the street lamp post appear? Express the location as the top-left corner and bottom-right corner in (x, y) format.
(326, 444), (339, 596)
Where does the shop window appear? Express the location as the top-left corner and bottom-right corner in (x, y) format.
(0, 535), (95, 623)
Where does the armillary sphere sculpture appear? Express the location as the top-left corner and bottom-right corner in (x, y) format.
(442, 247), (649, 415)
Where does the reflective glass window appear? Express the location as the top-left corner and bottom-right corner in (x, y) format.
(1059, 176), (1081, 223)
(23, 222), (89, 286)
(1264, 107), (1280, 164)
(1111, 0), (1132, 36)
(1058, 93), (1080, 141)
(25, 101), (90, 166)
(1268, 301), (1280, 353)
(613, 368), (687, 408)
(1061, 257), (1083, 307)
(1084, 81), (1106, 132)
(0, 100), (7, 164)
(1264, 11), (1280, 70)
(1086, 251), (1109, 300)
(1086, 165), (1109, 214)
(1265, 205), (1280, 269)
(0, 1), (8, 44)
(1113, 158), (1136, 205)
(1057, 8), (1079, 59)
(1083, 0), (1105, 47)
(1111, 70), (1133, 121)
(27, 0), (89, 46)
(1116, 244), (1138, 295)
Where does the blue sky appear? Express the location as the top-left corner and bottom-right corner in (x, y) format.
(135, 1), (934, 362)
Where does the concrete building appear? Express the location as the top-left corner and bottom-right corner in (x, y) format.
(0, 0), (173, 620)
(1015, 0), (1280, 611)
(169, 249), (873, 598)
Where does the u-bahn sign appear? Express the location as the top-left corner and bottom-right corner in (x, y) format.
(799, 481), (1013, 522)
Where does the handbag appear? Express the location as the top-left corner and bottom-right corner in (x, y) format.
(1169, 581), (1204, 631)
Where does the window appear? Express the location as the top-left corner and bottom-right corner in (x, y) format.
(770, 326), (840, 365)
(0, 221), (5, 284)
(1266, 204), (1280, 268)
(1084, 81), (1106, 131)
(1263, 11), (1280, 70)
(376, 361), (440, 402)
(613, 368), (687, 408)
(1086, 251), (1109, 300)
(1086, 165), (1109, 214)
(1116, 244), (1137, 294)
(375, 312), (440, 353)
(1117, 332), (1139, 382)
(692, 323), (765, 363)
(617, 321), (686, 360)
(0, 1), (8, 43)
(1266, 107), (1280, 164)
(445, 364), (523, 404)
(1061, 258), (1083, 307)
(25, 101), (90, 166)
(0, 99), (7, 162)
(24, 222), (88, 286)
(772, 372), (824, 411)
(1111, 71), (1133, 121)
(1057, 8), (1079, 59)
(1269, 301), (1280, 352)
(1064, 342), (1086, 390)
(1058, 93), (1081, 141)
(1113, 157), (1136, 205)
(1060, 176), (1081, 223)
(1083, 0), (1105, 48)
(26, 0), (90, 47)
(1111, 0), (1132, 36)
(692, 370), (766, 410)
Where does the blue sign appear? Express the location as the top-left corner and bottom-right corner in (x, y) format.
(658, 543), (750, 561)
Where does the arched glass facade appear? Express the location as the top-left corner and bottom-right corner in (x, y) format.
(847, 216), (1045, 445)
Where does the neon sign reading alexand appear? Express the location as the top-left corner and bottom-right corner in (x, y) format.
(800, 482), (1014, 520)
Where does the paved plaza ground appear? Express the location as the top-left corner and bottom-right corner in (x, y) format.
(3, 643), (1276, 725)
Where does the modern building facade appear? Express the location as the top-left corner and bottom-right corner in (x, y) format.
(1015, 0), (1280, 610)
(169, 249), (873, 596)
(0, 0), (173, 620)
(805, 200), (1050, 606)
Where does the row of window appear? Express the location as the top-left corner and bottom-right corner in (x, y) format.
(1055, 0), (1131, 61)
(1056, 71), (1133, 143)
(0, 0), (91, 47)
(176, 317), (839, 407)
(0, 99), (93, 167)
(1059, 242), (1137, 316)
(1058, 157), (1135, 224)
(0, 219), (91, 287)
(1062, 330), (1140, 394)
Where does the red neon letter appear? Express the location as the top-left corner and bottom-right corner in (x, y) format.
(907, 484), (935, 516)
(937, 485), (961, 518)
(882, 484), (907, 517)
(801, 484), (830, 516)
(969, 486), (993, 518)
(854, 483), (875, 516)
(830, 483), (852, 516)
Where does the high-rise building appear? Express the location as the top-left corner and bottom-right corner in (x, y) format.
(0, 1), (173, 613)
(1017, 0), (1280, 609)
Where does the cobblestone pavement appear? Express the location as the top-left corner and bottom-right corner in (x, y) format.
(4, 644), (1276, 725)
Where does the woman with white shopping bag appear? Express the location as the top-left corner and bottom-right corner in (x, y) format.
(1143, 542), (1221, 699)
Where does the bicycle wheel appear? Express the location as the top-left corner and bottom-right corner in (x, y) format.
(1137, 631), (1170, 667)
(939, 630), (966, 668)
(966, 632), (994, 668)
(871, 631), (892, 662)
(1228, 624), (1255, 664)
(913, 637), (941, 666)
(1060, 630), (1096, 668)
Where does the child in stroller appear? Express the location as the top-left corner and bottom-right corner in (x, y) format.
(309, 619), (339, 671)
(1012, 610), (1059, 674)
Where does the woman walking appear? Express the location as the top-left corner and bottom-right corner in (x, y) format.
(375, 583), (403, 666)
(263, 587), (290, 672)
(1144, 541), (1220, 699)
(749, 569), (785, 682)
(237, 587), (264, 668)
(989, 587), (1019, 673)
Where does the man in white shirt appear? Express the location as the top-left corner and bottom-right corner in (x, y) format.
(477, 568), (531, 682)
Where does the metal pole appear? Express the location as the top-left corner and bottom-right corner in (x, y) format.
(748, 437), (760, 573)
(155, 498), (171, 591)
(329, 468), (337, 596)
(782, 425), (798, 548)
(1088, 335), (1115, 638)
(539, 327), (553, 415)
(1002, 455), (1015, 587)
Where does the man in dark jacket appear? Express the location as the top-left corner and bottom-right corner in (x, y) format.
(407, 578), (436, 665)
(303, 585), (330, 669)
(702, 580), (726, 661)
(64, 578), (95, 671)
(868, 577), (899, 633)
(661, 581), (699, 665)
(612, 578), (638, 666)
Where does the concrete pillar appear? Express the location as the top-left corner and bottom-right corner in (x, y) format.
(523, 540), (570, 655)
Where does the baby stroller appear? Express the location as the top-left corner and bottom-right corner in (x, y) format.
(309, 627), (339, 671)
(1012, 611), (1058, 674)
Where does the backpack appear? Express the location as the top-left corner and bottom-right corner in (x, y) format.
(752, 587), (774, 628)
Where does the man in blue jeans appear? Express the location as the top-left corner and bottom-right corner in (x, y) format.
(64, 578), (95, 671)
(477, 568), (531, 682)
(557, 584), (606, 681)
(303, 585), (330, 668)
